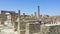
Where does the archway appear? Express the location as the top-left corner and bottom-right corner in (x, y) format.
(1, 10), (16, 25)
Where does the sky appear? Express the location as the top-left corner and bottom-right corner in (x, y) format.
(0, 0), (60, 16)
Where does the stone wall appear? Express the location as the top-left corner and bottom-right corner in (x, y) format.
(40, 24), (60, 34)
(48, 25), (60, 34)
(29, 23), (40, 34)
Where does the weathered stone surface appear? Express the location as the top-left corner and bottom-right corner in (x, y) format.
(40, 24), (60, 34)
(29, 24), (40, 33)
(49, 25), (60, 34)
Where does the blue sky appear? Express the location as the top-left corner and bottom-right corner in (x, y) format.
(0, 0), (60, 16)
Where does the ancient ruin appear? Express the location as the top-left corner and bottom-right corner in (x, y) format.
(0, 5), (60, 34)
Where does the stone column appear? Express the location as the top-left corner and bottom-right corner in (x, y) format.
(10, 12), (16, 31)
(25, 23), (29, 34)
(34, 12), (36, 17)
(18, 10), (20, 16)
(38, 5), (40, 17)
(23, 13), (25, 17)
(17, 10), (20, 34)
(1, 11), (5, 24)
(17, 19), (20, 34)
(34, 12), (37, 19)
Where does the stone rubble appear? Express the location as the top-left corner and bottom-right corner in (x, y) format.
(0, 25), (17, 34)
